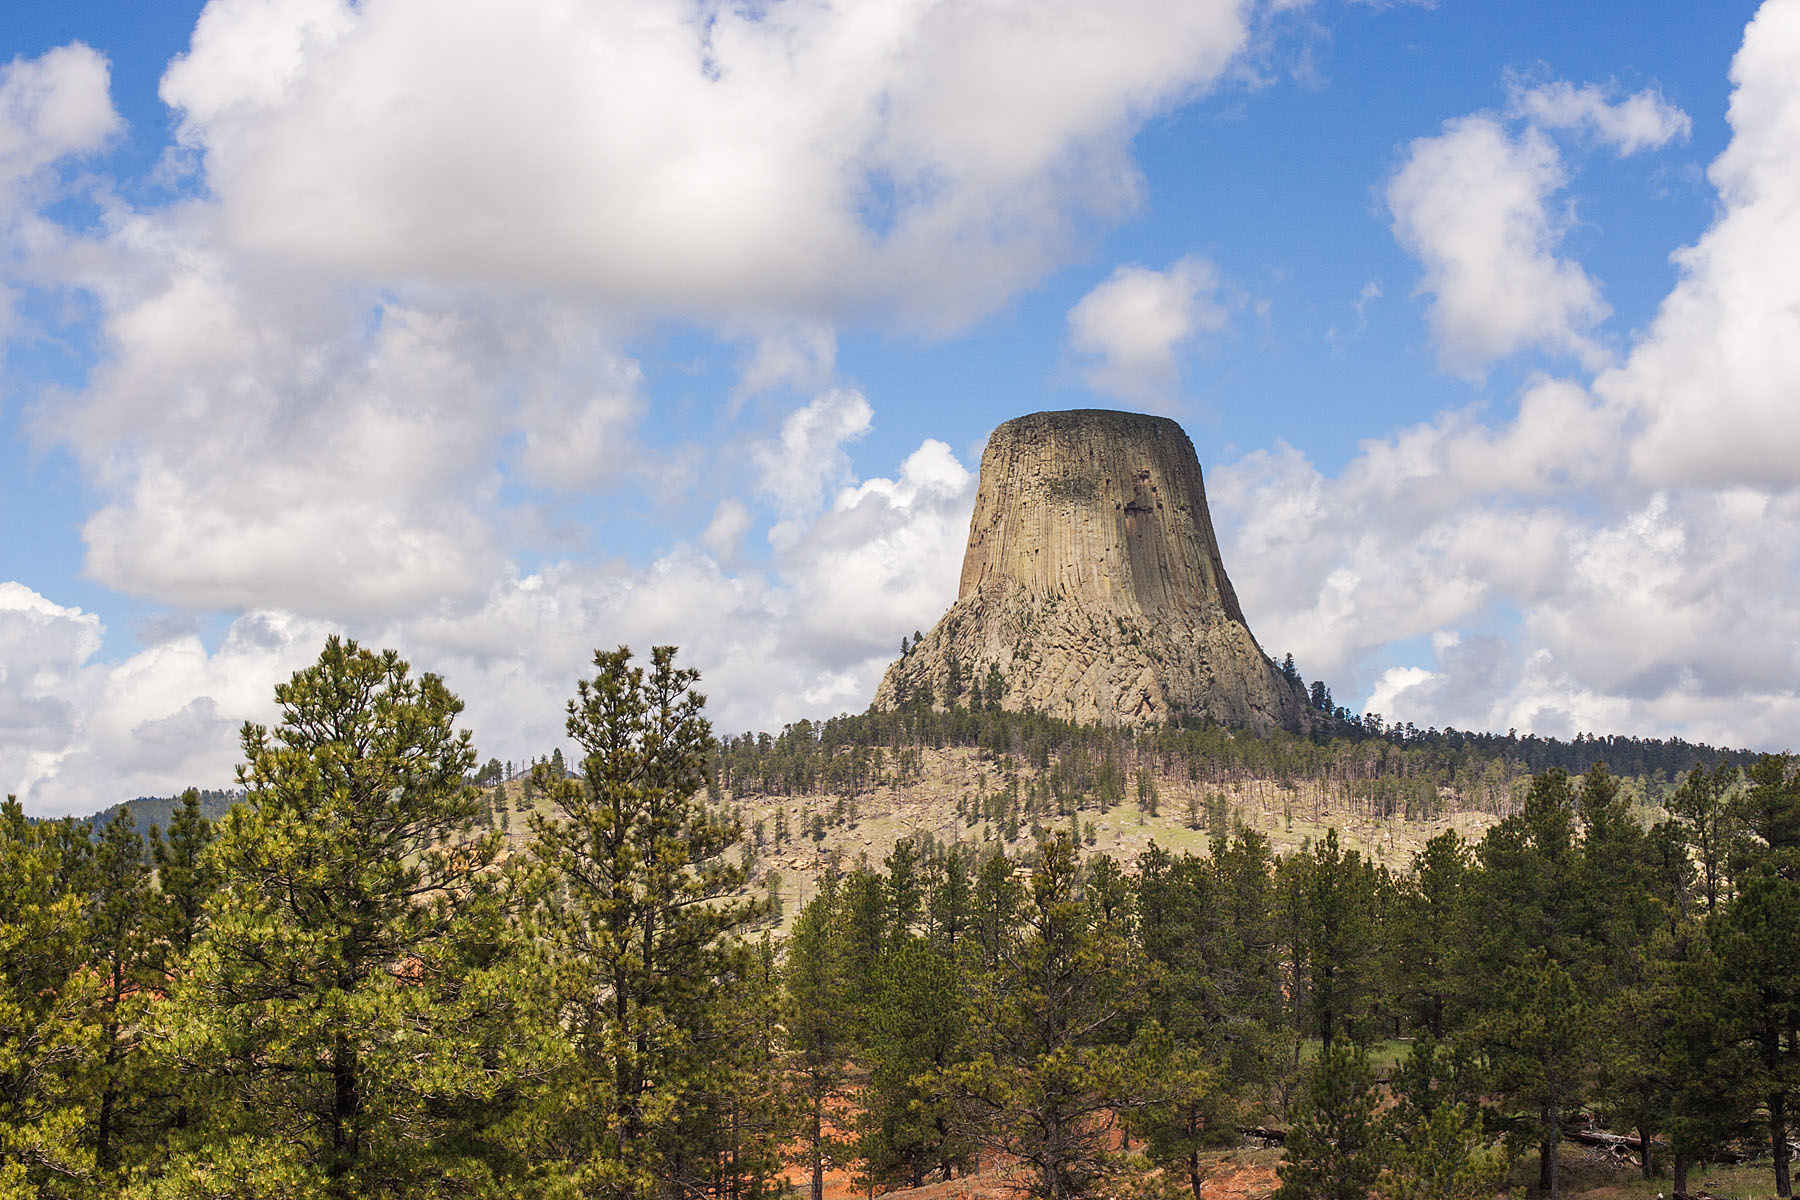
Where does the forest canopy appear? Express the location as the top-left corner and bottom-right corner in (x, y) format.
(2, 638), (1796, 1200)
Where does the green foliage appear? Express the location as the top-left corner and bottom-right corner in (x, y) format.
(529, 645), (771, 1200)
(16, 629), (1800, 1200)
(1670, 763), (1742, 914)
(1274, 1040), (1379, 1200)
(784, 888), (851, 1200)
(86, 811), (161, 1179)
(949, 833), (1150, 1200)
(154, 636), (540, 1199)
(1382, 1100), (1507, 1200)
(1387, 831), (1468, 1040)
(1716, 854), (1800, 1197)
(0, 799), (98, 1199)
(860, 937), (971, 1188)
(148, 789), (216, 958)
(1283, 828), (1378, 1048)
(1123, 1029), (1236, 1200)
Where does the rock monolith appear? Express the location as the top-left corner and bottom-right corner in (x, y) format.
(873, 409), (1309, 730)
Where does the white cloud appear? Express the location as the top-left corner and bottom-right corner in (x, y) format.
(1067, 255), (1230, 404)
(0, 44), (122, 342)
(779, 437), (975, 664)
(732, 321), (838, 399)
(1600, 0), (1800, 488)
(0, 43), (121, 208)
(752, 389), (874, 523)
(1387, 113), (1609, 375)
(25, 210), (681, 618)
(43, 247), (515, 616)
(395, 433), (973, 752)
(10, 0), (1268, 630)
(1507, 79), (1692, 155)
(1215, 5), (1800, 749)
(0, 589), (328, 815)
(1385, 73), (1698, 379)
(700, 499), (752, 563)
(0, 3), (1278, 810)
(155, 0), (1253, 328)
(1215, 431), (1800, 749)
(3, 427), (978, 815)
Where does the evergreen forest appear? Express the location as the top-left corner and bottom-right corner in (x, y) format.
(3, 637), (1798, 1200)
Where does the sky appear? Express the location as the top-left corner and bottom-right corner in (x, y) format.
(2, 0), (1796, 815)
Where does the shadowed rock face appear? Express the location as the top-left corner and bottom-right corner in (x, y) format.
(875, 410), (1309, 730)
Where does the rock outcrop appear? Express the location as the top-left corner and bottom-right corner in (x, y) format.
(873, 409), (1309, 731)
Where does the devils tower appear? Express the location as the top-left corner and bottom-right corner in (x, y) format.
(874, 409), (1309, 730)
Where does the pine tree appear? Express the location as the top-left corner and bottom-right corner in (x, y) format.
(683, 935), (787, 1200)
(144, 789), (217, 1146)
(1380, 1037), (1499, 1199)
(1274, 1040), (1380, 1200)
(949, 835), (1148, 1200)
(1670, 763), (1742, 914)
(1382, 1100), (1506, 1200)
(152, 637), (534, 1198)
(1486, 955), (1589, 1200)
(1125, 1028), (1236, 1200)
(1388, 831), (1468, 1039)
(784, 888), (851, 1200)
(927, 849), (972, 956)
(860, 936), (972, 1188)
(1659, 921), (1757, 1196)
(1466, 768), (1590, 1198)
(86, 811), (160, 1179)
(530, 645), (769, 1200)
(1717, 861), (1800, 1198)
(1738, 753), (1800, 869)
(0, 799), (97, 1198)
(1280, 829), (1376, 1048)
(148, 789), (216, 959)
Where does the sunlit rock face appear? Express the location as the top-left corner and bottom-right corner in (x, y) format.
(874, 409), (1310, 730)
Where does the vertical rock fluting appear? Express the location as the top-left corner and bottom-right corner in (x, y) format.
(874, 409), (1309, 730)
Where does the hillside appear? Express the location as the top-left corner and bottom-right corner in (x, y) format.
(464, 707), (1756, 924)
(85, 709), (1756, 895)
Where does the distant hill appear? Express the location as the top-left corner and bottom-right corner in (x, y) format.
(70, 707), (1765, 872)
(447, 704), (1769, 928)
(84, 789), (240, 836)
(742, 713), (1768, 920)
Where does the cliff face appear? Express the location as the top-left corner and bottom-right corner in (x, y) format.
(874, 410), (1309, 731)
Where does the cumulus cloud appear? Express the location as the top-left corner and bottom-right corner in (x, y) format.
(0, 43), (120, 209)
(397, 432), (973, 753)
(1214, 424), (1800, 749)
(43, 248), (513, 616)
(1387, 114), (1609, 375)
(1386, 72), (1693, 376)
(0, 44), (121, 340)
(1067, 255), (1230, 404)
(0, 588), (328, 815)
(8, 0), (1269, 629)
(1600, 0), (1800, 488)
(1507, 79), (1692, 155)
(3, 427), (978, 815)
(23, 206), (674, 619)
(155, 0), (1253, 328)
(1219, 3), (1800, 749)
(752, 389), (874, 523)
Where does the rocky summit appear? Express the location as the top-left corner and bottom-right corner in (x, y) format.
(874, 409), (1311, 730)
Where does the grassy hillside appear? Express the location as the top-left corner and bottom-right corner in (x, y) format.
(475, 725), (1699, 928)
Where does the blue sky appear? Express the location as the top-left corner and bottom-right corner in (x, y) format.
(3, 0), (1796, 814)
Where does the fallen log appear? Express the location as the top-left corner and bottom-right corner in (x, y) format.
(1563, 1127), (1664, 1153)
